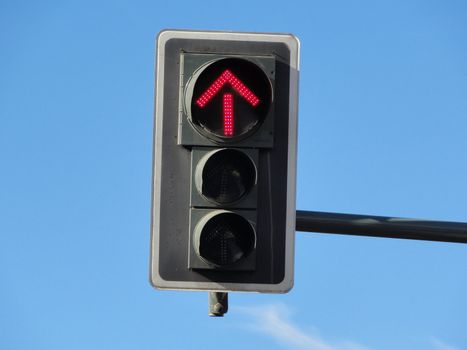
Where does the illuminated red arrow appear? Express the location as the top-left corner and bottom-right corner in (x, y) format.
(196, 70), (260, 136)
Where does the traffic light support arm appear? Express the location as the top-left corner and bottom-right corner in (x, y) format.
(296, 210), (467, 244)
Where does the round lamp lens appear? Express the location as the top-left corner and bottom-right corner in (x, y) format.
(196, 212), (255, 266)
(189, 58), (272, 141)
(197, 149), (256, 204)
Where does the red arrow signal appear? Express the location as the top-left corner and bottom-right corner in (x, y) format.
(195, 69), (260, 136)
(223, 93), (233, 136)
(195, 69), (260, 107)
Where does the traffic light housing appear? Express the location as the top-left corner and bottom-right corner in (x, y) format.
(150, 30), (299, 293)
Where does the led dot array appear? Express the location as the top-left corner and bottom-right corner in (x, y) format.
(196, 69), (260, 108)
(227, 72), (260, 106)
(223, 93), (233, 136)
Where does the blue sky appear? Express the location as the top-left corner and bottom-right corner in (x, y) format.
(1, 1), (466, 349)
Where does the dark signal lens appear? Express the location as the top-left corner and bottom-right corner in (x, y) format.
(189, 58), (272, 141)
(194, 211), (256, 267)
(195, 149), (256, 204)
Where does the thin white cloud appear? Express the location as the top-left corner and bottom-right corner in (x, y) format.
(430, 337), (461, 350)
(235, 303), (370, 350)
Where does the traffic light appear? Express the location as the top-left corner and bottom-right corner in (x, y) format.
(150, 30), (299, 293)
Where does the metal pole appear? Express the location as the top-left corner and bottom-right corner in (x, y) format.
(208, 292), (228, 317)
(296, 210), (467, 244)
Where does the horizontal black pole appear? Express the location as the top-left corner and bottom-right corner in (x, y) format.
(296, 210), (467, 244)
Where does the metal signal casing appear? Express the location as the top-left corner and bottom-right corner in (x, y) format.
(150, 29), (299, 293)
